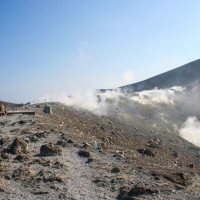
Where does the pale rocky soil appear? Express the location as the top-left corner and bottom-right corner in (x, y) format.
(0, 102), (200, 200)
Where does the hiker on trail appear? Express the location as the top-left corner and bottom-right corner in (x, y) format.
(0, 104), (5, 116)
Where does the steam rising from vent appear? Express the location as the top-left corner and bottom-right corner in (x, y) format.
(174, 84), (200, 115)
(179, 117), (200, 147)
(130, 86), (184, 105)
(35, 86), (188, 115)
(36, 90), (123, 115)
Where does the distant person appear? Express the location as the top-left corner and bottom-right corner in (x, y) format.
(0, 104), (5, 116)
(5, 106), (8, 115)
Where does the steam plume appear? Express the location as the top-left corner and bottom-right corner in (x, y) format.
(35, 90), (123, 115)
(179, 117), (200, 147)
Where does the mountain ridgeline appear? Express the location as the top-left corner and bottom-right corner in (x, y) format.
(102, 59), (200, 93)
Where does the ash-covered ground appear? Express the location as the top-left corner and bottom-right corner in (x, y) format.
(0, 86), (200, 200)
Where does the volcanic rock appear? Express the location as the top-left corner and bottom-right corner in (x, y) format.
(1, 152), (11, 159)
(118, 183), (158, 199)
(15, 154), (31, 162)
(163, 172), (192, 186)
(12, 166), (33, 181)
(138, 148), (155, 157)
(40, 144), (62, 156)
(0, 178), (6, 192)
(111, 167), (121, 173)
(18, 120), (26, 125)
(10, 137), (29, 154)
(146, 138), (161, 149)
(78, 150), (91, 158)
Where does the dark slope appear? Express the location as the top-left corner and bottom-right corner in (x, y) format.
(120, 59), (200, 93)
(101, 59), (200, 93)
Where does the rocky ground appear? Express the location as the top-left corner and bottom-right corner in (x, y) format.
(0, 101), (200, 200)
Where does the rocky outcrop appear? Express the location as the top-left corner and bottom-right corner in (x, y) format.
(40, 144), (62, 156)
(118, 183), (158, 199)
(10, 137), (29, 154)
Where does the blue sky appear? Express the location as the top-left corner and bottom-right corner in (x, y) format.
(0, 0), (200, 103)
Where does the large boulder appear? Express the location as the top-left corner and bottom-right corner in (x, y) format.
(40, 144), (62, 156)
(10, 137), (29, 154)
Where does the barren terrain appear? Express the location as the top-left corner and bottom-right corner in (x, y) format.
(0, 93), (200, 200)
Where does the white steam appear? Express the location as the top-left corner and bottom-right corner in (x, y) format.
(179, 117), (200, 147)
(131, 86), (184, 105)
(174, 84), (200, 115)
(35, 90), (123, 115)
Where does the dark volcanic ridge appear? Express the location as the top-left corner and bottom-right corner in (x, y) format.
(101, 59), (200, 93)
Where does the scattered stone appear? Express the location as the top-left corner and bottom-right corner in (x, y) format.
(78, 150), (91, 158)
(43, 174), (66, 183)
(32, 191), (49, 195)
(93, 179), (108, 187)
(118, 183), (158, 199)
(18, 120), (26, 125)
(113, 150), (124, 159)
(87, 157), (95, 163)
(68, 139), (73, 144)
(40, 144), (62, 156)
(31, 158), (51, 166)
(12, 166), (33, 181)
(0, 163), (10, 173)
(29, 136), (39, 142)
(15, 154), (31, 162)
(0, 138), (5, 146)
(152, 171), (192, 187)
(4, 175), (11, 180)
(0, 121), (9, 126)
(146, 138), (161, 149)
(111, 167), (121, 173)
(35, 132), (47, 138)
(56, 140), (68, 147)
(10, 137), (29, 154)
(138, 148), (155, 157)
(173, 151), (178, 158)
(163, 172), (192, 186)
(1, 152), (11, 159)
(188, 163), (194, 169)
(52, 160), (64, 169)
(0, 178), (6, 192)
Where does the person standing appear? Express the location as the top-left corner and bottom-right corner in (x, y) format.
(0, 104), (5, 116)
(5, 106), (8, 115)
